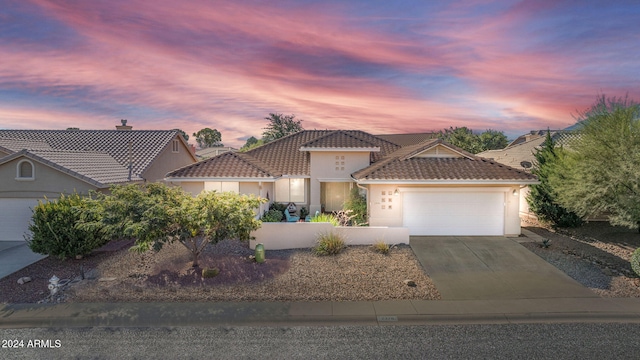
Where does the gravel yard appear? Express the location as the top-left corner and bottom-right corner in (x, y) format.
(1, 239), (440, 304)
(3, 221), (639, 304)
(522, 222), (640, 298)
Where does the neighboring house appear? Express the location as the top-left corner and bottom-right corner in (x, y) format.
(195, 146), (236, 160)
(167, 130), (537, 236)
(477, 130), (578, 219)
(0, 123), (197, 241)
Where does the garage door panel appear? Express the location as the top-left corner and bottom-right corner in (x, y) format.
(403, 192), (504, 236)
(0, 199), (41, 241)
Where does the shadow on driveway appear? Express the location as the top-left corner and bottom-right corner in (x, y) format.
(410, 236), (598, 300)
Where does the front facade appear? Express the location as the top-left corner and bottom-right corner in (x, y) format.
(0, 126), (197, 241)
(167, 130), (537, 237)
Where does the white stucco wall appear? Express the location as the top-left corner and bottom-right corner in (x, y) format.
(250, 222), (410, 250)
(308, 151), (370, 214)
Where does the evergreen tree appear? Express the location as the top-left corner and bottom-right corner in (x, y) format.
(526, 131), (583, 227)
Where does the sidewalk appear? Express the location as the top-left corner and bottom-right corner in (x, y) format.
(2, 298), (640, 328)
(0, 241), (47, 280)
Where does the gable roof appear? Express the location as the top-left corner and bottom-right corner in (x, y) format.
(299, 130), (381, 151)
(168, 130), (400, 180)
(0, 149), (143, 187)
(168, 130), (536, 184)
(352, 139), (537, 184)
(375, 132), (438, 147)
(0, 129), (195, 178)
(168, 151), (280, 179)
(478, 130), (579, 171)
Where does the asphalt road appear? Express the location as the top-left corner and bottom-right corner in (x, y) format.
(2, 323), (640, 359)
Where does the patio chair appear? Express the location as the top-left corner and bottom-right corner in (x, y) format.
(284, 209), (300, 222)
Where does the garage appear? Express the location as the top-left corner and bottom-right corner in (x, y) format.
(0, 198), (41, 241)
(402, 191), (505, 236)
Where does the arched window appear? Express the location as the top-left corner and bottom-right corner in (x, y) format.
(16, 160), (35, 180)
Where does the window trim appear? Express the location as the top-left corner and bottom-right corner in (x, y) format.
(15, 159), (35, 181)
(172, 139), (180, 153)
(275, 178), (306, 203)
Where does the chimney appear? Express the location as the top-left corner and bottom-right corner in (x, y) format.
(116, 119), (132, 131)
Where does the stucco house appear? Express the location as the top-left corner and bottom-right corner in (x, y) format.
(0, 123), (197, 241)
(477, 130), (578, 219)
(167, 130), (537, 237)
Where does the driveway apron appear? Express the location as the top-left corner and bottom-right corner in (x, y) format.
(410, 236), (598, 300)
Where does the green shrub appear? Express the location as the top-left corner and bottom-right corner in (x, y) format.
(372, 241), (390, 255)
(26, 193), (109, 260)
(631, 248), (640, 278)
(202, 267), (220, 278)
(262, 209), (284, 222)
(313, 231), (346, 256)
(310, 213), (339, 226)
(343, 187), (368, 226)
(269, 202), (287, 212)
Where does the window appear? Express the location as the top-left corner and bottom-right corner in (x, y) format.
(334, 155), (345, 171)
(16, 160), (35, 180)
(172, 139), (179, 153)
(275, 178), (305, 203)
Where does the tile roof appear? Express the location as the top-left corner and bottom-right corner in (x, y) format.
(375, 132), (438, 147)
(167, 152), (279, 179)
(353, 139), (537, 183)
(0, 137), (53, 152)
(168, 130), (401, 179)
(478, 131), (579, 171)
(0, 149), (142, 187)
(300, 130), (381, 149)
(0, 129), (184, 176)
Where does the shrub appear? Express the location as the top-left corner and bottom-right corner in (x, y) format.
(26, 193), (109, 260)
(343, 187), (368, 226)
(631, 248), (640, 278)
(313, 231), (346, 256)
(372, 241), (390, 255)
(262, 209), (283, 222)
(310, 213), (339, 226)
(202, 267), (220, 278)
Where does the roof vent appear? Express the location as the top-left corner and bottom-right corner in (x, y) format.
(116, 119), (132, 131)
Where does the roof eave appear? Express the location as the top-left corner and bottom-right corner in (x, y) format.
(299, 147), (380, 152)
(355, 179), (540, 185)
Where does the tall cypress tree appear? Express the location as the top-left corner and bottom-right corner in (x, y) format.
(526, 131), (583, 227)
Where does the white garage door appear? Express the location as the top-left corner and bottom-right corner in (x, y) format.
(0, 199), (41, 241)
(403, 191), (504, 236)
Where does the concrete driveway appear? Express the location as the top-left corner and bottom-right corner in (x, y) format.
(410, 236), (598, 300)
(0, 241), (47, 280)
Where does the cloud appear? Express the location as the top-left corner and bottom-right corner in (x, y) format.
(0, 0), (638, 146)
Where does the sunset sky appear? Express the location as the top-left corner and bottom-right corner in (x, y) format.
(1, 0), (639, 147)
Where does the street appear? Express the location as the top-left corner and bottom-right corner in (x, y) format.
(2, 323), (639, 359)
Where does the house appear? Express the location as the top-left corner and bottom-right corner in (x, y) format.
(477, 130), (578, 219)
(195, 146), (237, 160)
(166, 130), (537, 237)
(0, 122), (197, 241)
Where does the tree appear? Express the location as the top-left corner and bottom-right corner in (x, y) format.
(240, 136), (264, 152)
(479, 129), (508, 150)
(549, 96), (640, 231)
(526, 131), (582, 227)
(91, 183), (265, 267)
(262, 113), (303, 142)
(174, 129), (189, 142)
(193, 128), (222, 148)
(437, 127), (483, 153)
(168, 191), (265, 266)
(438, 127), (508, 153)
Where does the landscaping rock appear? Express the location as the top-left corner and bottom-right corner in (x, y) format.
(17, 277), (32, 285)
(403, 279), (417, 287)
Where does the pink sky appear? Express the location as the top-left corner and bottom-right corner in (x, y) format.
(0, 0), (638, 147)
